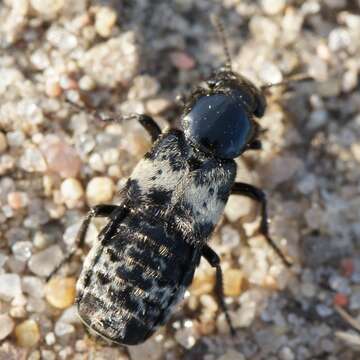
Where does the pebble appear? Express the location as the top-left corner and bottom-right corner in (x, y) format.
(28, 245), (63, 277)
(223, 269), (245, 297)
(0, 131), (7, 153)
(15, 319), (41, 347)
(45, 277), (76, 309)
(279, 346), (295, 360)
(7, 130), (25, 147)
(316, 304), (333, 317)
(60, 178), (84, 209)
(22, 276), (45, 298)
(81, 32), (139, 88)
(128, 75), (160, 100)
(7, 191), (29, 209)
(86, 176), (115, 206)
(19, 147), (47, 172)
(220, 225), (240, 249)
(217, 350), (245, 360)
(0, 314), (15, 341)
(30, 0), (64, 16)
(0, 273), (22, 301)
(45, 332), (56, 346)
(42, 137), (82, 178)
(146, 98), (171, 115)
(261, 0), (286, 15)
(12, 241), (32, 262)
(54, 321), (75, 337)
(169, 51), (196, 70)
(89, 152), (106, 172)
(94, 6), (117, 37)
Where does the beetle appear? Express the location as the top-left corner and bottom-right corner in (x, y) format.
(69, 17), (291, 346)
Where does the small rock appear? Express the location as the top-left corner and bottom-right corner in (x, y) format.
(146, 98), (171, 115)
(6, 131), (25, 147)
(175, 326), (197, 349)
(223, 269), (244, 297)
(22, 276), (45, 298)
(89, 153), (106, 172)
(12, 241), (32, 262)
(54, 321), (75, 337)
(45, 332), (56, 346)
(28, 245), (63, 277)
(30, 0), (64, 16)
(86, 176), (115, 206)
(279, 346), (295, 360)
(170, 51), (196, 70)
(316, 304), (333, 317)
(217, 350), (245, 360)
(190, 269), (215, 296)
(94, 6), (117, 38)
(128, 75), (160, 100)
(81, 32), (139, 88)
(7, 192), (29, 210)
(45, 277), (76, 309)
(261, 0), (286, 15)
(221, 225), (240, 249)
(0, 314), (15, 341)
(128, 338), (163, 360)
(15, 319), (41, 347)
(19, 147), (47, 172)
(60, 178), (84, 209)
(45, 79), (62, 98)
(333, 293), (348, 307)
(41, 137), (82, 178)
(0, 273), (22, 301)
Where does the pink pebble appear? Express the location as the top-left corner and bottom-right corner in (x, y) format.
(170, 51), (196, 70)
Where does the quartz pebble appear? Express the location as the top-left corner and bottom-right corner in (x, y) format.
(45, 277), (76, 309)
(30, 0), (64, 16)
(60, 178), (84, 208)
(0, 273), (22, 301)
(86, 176), (115, 206)
(81, 33), (139, 88)
(261, 0), (286, 15)
(0, 314), (15, 341)
(94, 6), (117, 37)
(42, 138), (82, 178)
(28, 245), (63, 277)
(15, 319), (41, 347)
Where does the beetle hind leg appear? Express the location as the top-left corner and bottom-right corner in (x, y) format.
(46, 204), (119, 282)
(202, 245), (236, 336)
(231, 182), (292, 267)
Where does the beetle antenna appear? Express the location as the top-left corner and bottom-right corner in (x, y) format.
(211, 14), (232, 71)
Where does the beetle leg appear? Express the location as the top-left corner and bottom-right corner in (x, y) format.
(231, 182), (292, 267)
(66, 99), (162, 142)
(46, 204), (119, 282)
(202, 245), (236, 336)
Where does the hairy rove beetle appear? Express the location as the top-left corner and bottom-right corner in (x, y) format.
(52, 15), (302, 345)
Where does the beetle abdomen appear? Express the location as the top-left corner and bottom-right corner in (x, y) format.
(77, 211), (198, 345)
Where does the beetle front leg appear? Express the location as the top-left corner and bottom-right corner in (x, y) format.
(66, 99), (162, 142)
(202, 245), (236, 336)
(231, 182), (292, 267)
(47, 204), (119, 281)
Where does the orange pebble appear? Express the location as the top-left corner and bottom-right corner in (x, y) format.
(333, 293), (348, 307)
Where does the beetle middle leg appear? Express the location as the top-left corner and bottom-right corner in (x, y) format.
(46, 204), (120, 281)
(231, 182), (292, 267)
(202, 245), (236, 336)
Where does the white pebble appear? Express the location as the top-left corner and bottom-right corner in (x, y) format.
(0, 314), (14, 340)
(261, 0), (286, 15)
(0, 273), (22, 301)
(60, 178), (84, 209)
(28, 245), (63, 277)
(86, 176), (115, 206)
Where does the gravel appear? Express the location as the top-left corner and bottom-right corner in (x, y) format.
(1, 0), (360, 359)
